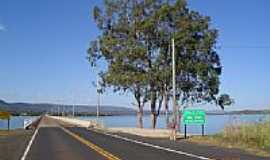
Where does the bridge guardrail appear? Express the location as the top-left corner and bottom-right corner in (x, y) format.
(23, 117), (40, 129)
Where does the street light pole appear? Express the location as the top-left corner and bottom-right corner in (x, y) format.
(97, 91), (100, 120)
(97, 77), (100, 121)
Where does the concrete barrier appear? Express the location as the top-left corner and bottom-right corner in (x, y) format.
(108, 127), (185, 138)
(48, 116), (189, 139)
(23, 119), (33, 129)
(49, 116), (103, 128)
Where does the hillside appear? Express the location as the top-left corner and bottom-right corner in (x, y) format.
(0, 99), (136, 116)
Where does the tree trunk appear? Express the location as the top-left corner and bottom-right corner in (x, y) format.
(151, 113), (157, 129)
(137, 107), (143, 128)
(175, 101), (182, 133)
(150, 95), (157, 128)
(150, 83), (157, 129)
(134, 86), (144, 128)
(177, 111), (181, 133)
(165, 109), (169, 128)
(163, 89), (169, 128)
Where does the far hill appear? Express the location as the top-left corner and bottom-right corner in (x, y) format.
(207, 109), (270, 115)
(1, 99), (269, 116)
(0, 99), (136, 116)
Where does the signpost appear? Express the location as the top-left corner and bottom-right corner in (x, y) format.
(0, 111), (11, 130)
(183, 109), (206, 138)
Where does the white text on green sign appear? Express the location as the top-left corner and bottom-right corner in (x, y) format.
(183, 109), (206, 125)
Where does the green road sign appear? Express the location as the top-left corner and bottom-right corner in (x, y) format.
(183, 109), (206, 125)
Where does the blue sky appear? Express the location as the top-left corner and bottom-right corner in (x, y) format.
(0, 0), (269, 110)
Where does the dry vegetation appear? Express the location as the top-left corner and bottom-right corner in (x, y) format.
(190, 121), (270, 157)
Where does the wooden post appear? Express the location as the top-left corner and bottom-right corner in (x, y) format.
(8, 118), (10, 131)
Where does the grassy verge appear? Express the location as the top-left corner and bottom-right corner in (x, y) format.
(189, 121), (270, 157)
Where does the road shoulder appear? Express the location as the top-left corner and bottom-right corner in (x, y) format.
(0, 129), (34, 160)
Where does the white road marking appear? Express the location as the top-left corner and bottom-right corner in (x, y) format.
(20, 127), (39, 160)
(93, 130), (213, 160)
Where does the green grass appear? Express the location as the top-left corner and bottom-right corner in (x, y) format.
(190, 121), (270, 157)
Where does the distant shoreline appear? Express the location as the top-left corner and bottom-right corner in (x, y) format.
(207, 110), (270, 115)
(7, 111), (270, 117)
(1, 99), (269, 116)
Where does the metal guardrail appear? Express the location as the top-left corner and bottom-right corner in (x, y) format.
(23, 119), (32, 129)
(23, 117), (39, 129)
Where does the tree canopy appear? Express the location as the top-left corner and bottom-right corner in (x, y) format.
(88, 0), (232, 128)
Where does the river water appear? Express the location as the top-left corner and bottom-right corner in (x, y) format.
(1, 114), (269, 135)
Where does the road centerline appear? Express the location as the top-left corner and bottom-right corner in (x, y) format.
(60, 127), (121, 160)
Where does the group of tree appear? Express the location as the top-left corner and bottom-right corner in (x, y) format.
(88, 0), (233, 129)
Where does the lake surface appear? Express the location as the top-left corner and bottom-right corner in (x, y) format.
(78, 114), (270, 135)
(0, 116), (37, 129)
(1, 114), (269, 135)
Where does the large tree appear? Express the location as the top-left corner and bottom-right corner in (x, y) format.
(88, 0), (150, 128)
(145, 0), (230, 129)
(88, 0), (229, 129)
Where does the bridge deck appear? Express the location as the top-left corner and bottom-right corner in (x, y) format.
(24, 116), (269, 160)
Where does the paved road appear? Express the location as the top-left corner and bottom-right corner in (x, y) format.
(26, 127), (108, 160)
(26, 117), (107, 160)
(68, 127), (198, 160)
(25, 117), (269, 160)
(112, 131), (270, 160)
(69, 127), (269, 160)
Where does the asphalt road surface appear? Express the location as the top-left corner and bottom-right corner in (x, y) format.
(25, 117), (107, 160)
(25, 117), (269, 160)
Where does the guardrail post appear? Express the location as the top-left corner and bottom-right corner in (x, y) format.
(8, 118), (10, 131)
(202, 124), (204, 136)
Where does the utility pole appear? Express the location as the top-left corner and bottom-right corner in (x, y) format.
(172, 38), (178, 140)
(172, 38), (176, 121)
